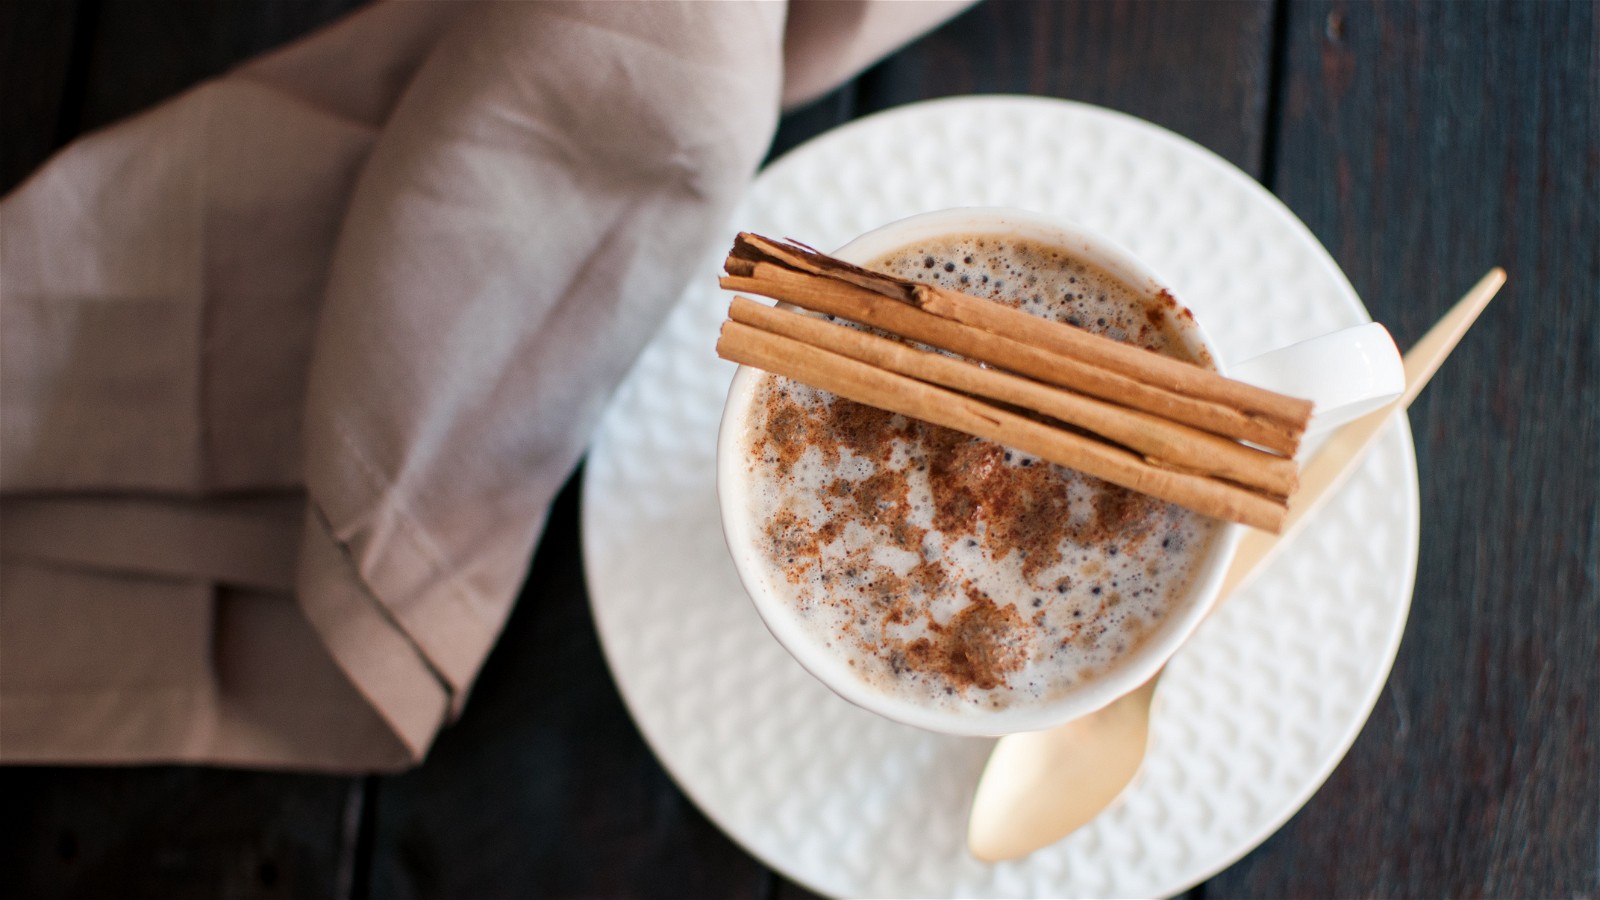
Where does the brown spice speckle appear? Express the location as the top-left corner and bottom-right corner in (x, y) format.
(892, 591), (1026, 691)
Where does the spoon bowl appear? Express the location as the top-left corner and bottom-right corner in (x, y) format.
(968, 676), (1159, 862)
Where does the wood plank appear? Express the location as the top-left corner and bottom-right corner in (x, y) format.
(0, 0), (82, 193)
(1210, 1), (1599, 895)
(363, 474), (772, 898)
(0, 766), (364, 900)
(855, 0), (1277, 176)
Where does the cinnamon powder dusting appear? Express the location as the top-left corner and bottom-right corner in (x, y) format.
(891, 590), (1026, 690)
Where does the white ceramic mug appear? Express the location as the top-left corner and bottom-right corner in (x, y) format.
(717, 208), (1401, 736)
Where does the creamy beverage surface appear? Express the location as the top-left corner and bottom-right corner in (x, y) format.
(739, 235), (1222, 712)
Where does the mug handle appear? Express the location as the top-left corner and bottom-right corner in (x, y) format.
(1226, 322), (1404, 438)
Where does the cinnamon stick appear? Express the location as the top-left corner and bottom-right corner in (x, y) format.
(721, 263), (1306, 456)
(726, 232), (1313, 452)
(717, 320), (1288, 532)
(728, 297), (1298, 497)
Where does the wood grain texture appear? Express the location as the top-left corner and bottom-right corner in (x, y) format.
(854, 0), (1276, 176)
(1208, 1), (1600, 896)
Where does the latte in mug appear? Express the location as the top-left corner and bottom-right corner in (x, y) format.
(733, 233), (1222, 713)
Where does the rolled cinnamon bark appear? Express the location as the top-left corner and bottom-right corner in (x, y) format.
(724, 232), (1312, 455)
(727, 297), (1298, 497)
(717, 319), (1289, 532)
(721, 264), (1305, 456)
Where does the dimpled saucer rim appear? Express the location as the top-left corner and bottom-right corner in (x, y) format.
(580, 96), (1419, 899)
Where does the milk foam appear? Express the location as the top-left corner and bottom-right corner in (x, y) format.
(740, 236), (1221, 713)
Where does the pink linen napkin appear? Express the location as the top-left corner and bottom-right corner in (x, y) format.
(0, 0), (974, 771)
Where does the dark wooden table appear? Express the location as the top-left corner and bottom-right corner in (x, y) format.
(3, 2), (1595, 897)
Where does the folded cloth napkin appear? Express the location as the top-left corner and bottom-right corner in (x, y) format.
(0, 0), (975, 771)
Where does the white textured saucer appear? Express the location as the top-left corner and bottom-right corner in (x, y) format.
(580, 97), (1419, 899)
